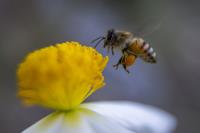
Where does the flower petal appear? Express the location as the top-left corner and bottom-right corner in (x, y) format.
(81, 101), (176, 133)
(22, 108), (134, 133)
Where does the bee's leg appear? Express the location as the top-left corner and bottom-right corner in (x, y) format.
(121, 42), (130, 53)
(113, 56), (123, 70)
(122, 47), (127, 54)
(123, 64), (130, 73)
(111, 46), (114, 55)
(107, 45), (110, 53)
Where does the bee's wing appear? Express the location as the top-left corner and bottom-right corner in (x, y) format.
(134, 17), (164, 37)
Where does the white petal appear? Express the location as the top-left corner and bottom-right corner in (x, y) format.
(22, 108), (134, 133)
(81, 101), (176, 133)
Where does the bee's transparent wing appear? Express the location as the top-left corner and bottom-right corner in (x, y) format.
(134, 17), (164, 38)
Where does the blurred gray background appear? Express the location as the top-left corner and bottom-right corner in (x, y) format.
(0, 0), (200, 132)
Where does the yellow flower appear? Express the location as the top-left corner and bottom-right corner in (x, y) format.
(17, 41), (108, 110)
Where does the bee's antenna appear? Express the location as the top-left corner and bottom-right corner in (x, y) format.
(91, 36), (104, 43)
(91, 36), (105, 48)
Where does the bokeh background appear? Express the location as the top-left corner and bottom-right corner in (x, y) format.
(1, 0), (200, 132)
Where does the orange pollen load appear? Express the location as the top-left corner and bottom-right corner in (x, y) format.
(123, 55), (136, 66)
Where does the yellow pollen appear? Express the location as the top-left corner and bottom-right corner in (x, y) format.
(17, 42), (108, 110)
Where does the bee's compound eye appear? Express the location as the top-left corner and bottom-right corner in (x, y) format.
(107, 29), (114, 41)
(108, 33), (112, 41)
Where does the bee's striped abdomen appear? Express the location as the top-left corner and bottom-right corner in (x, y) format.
(140, 41), (156, 63)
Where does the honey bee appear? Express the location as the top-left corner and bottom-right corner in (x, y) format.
(92, 29), (157, 73)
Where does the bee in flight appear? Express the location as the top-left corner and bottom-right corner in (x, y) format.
(91, 29), (157, 73)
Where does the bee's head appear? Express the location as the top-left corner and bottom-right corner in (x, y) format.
(104, 29), (116, 48)
(91, 29), (116, 49)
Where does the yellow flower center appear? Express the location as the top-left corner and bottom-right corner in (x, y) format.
(17, 42), (108, 110)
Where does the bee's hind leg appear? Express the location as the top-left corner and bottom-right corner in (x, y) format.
(113, 56), (130, 73)
(113, 56), (123, 70)
(123, 64), (130, 74)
